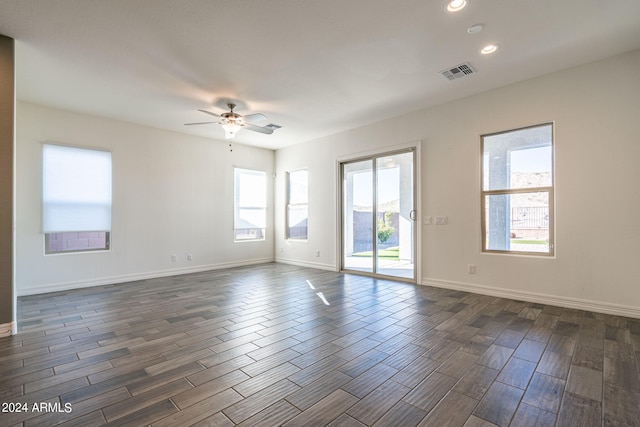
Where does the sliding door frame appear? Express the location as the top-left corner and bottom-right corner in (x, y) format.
(337, 142), (421, 284)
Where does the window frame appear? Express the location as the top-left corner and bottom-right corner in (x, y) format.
(286, 168), (309, 241)
(480, 123), (555, 256)
(42, 143), (112, 255)
(233, 167), (267, 242)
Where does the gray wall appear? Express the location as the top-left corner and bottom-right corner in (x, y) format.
(0, 35), (14, 326)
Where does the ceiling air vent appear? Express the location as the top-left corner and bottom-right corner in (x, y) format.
(439, 62), (476, 81)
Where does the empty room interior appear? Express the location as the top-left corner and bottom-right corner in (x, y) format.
(1, 1), (640, 426)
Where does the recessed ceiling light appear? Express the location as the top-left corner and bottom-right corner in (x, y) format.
(480, 44), (499, 54)
(447, 0), (467, 12)
(467, 24), (484, 34)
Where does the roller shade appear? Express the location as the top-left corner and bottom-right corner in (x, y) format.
(42, 144), (112, 233)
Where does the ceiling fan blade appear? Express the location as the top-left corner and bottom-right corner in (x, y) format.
(244, 123), (274, 135)
(184, 121), (218, 126)
(242, 113), (267, 124)
(198, 109), (221, 118)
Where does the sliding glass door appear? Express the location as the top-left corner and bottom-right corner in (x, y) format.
(341, 149), (416, 281)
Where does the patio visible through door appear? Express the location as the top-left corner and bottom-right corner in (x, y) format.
(340, 149), (416, 281)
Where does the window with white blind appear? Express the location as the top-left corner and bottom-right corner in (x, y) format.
(42, 144), (112, 254)
(234, 167), (267, 241)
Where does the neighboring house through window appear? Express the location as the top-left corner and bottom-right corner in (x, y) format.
(287, 169), (308, 240)
(42, 143), (112, 254)
(234, 167), (267, 241)
(481, 123), (554, 255)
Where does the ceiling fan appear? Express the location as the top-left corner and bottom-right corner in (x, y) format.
(185, 103), (278, 139)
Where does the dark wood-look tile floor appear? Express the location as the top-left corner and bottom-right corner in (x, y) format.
(2, 263), (639, 426)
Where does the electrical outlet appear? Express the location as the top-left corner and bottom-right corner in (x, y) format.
(316, 250), (320, 257)
(171, 254), (177, 262)
(187, 254), (193, 262)
(468, 264), (476, 274)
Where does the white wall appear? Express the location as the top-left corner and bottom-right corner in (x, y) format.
(275, 49), (640, 318)
(16, 102), (275, 295)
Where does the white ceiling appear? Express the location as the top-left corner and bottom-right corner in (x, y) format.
(1, 0), (639, 150)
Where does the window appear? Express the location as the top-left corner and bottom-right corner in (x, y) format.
(234, 168), (267, 241)
(481, 123), (554, 255)
(287, 169), (308, 240)
(42, 144), (112, 254)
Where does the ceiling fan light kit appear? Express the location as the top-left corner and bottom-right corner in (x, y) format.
(221, 118), (242, 139)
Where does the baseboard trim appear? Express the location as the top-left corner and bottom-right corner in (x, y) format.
(0, 322), (12, 337)
(275, 258), (336, 271)
(422, 277), (640, 319)
(17, 258), (275, 296)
